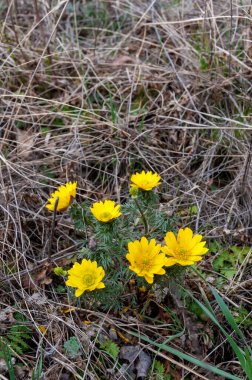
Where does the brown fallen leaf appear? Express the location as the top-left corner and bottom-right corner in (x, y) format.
(21, 262), (53, 289)
(16, 128), (36, 159)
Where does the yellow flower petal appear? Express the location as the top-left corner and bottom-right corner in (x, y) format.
(75, 288), (85, 297)
(164, 231), (177, 250)
(66, 259), (105, 297)
(175, 259), (195, 266)
(96, 282), (105, 289)
(184, 227), (193, 240)
(165, 258), (177, 267)
(191, 243), (208, 255)
(162, 228), (208, 267)
(161, 245), (175, 256)
(38, 325), (47, 334)
(126, 237), (167, 284)
(140, 236), (149, 251)
(189, 234), (203, 249)
(156, 268), (166, 275)
(46, 181), (77, 212)
(189, 256), (203, 262)
(130, 171), (161, 191)
(144, 274), (154, 284)
(90, 200), (121, 222)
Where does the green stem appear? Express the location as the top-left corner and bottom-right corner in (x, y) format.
(48, 197), (59, 261)
(81, 206), (95, 229)
(133, 198), (148, 235)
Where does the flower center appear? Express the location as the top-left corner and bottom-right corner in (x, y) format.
(100, 211), (112, 220)
(143, 180), (152, 186)
(141, 258), (152, 270)
(174, 248), (188, 259)
(83, 274), (95, 287)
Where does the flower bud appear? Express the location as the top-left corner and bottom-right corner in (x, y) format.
(130, 185), (138, 198)
(54, 267), (67, 276)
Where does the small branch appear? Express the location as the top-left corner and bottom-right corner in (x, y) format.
(47, 197), (59, 261)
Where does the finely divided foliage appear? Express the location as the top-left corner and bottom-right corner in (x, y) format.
(62, 174), (208, 293)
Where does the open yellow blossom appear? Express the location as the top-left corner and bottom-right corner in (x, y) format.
(90, 200), (121, 222)
(46, 181), (77, 212)
(126, 237), (167, 284)
(66, 259), (105, 297)
(162, 227), (208, 266)
(130, 171), (161, 191)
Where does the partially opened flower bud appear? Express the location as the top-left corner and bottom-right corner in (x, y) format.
(130, 185), (139, 198)
(54, 267), (67, 276)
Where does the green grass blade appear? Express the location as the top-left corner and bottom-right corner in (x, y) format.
(210, 287), (246, 342)
(189, 293), (247, 370)
(36, 353), (43, 380)
(127, 330), (242, 380)
(244, 349), (252, 380)
(186, 287), (252, 377)
(32, 353), (43, 380)
(0, 340), (16, 380)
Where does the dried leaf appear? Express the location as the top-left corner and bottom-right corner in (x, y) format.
(120, 345), (141, 362)
(120, 346), (151, 379)
(40, 276), (53, 285)
(135, 351), (151, 378)
(0, 306), (15, 322)
(16, 128), (35, 159)
(27, 292), (48, 306)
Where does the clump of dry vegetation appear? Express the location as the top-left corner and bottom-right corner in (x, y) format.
(1, 1), (252, 379)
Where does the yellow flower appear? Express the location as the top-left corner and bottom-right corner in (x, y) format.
(130, 171), (161, 191)
(90, 200), (121, 222)
(126, 237), (167, 284)
(162, 227), (208, 266)
(66, 259), (105, 297)
(46, 181), (77, 212)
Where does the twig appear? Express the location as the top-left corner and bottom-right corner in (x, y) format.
(228, 0), (233, 75)
(47, 197), (59, 261)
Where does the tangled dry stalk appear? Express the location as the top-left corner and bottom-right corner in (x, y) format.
(0, 0), (252, 379)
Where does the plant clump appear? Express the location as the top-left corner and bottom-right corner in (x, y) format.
(50, 171), (208, 310)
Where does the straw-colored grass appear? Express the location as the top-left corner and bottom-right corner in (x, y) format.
(0, 1), (252, 379)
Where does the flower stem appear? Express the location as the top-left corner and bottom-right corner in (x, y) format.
(48, 196), (59, 261)
(133, 198), (148, 235)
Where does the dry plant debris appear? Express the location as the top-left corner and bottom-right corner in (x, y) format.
(0, 0), (252, 379)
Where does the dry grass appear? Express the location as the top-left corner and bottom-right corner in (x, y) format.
(1, 0), (252, 379)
